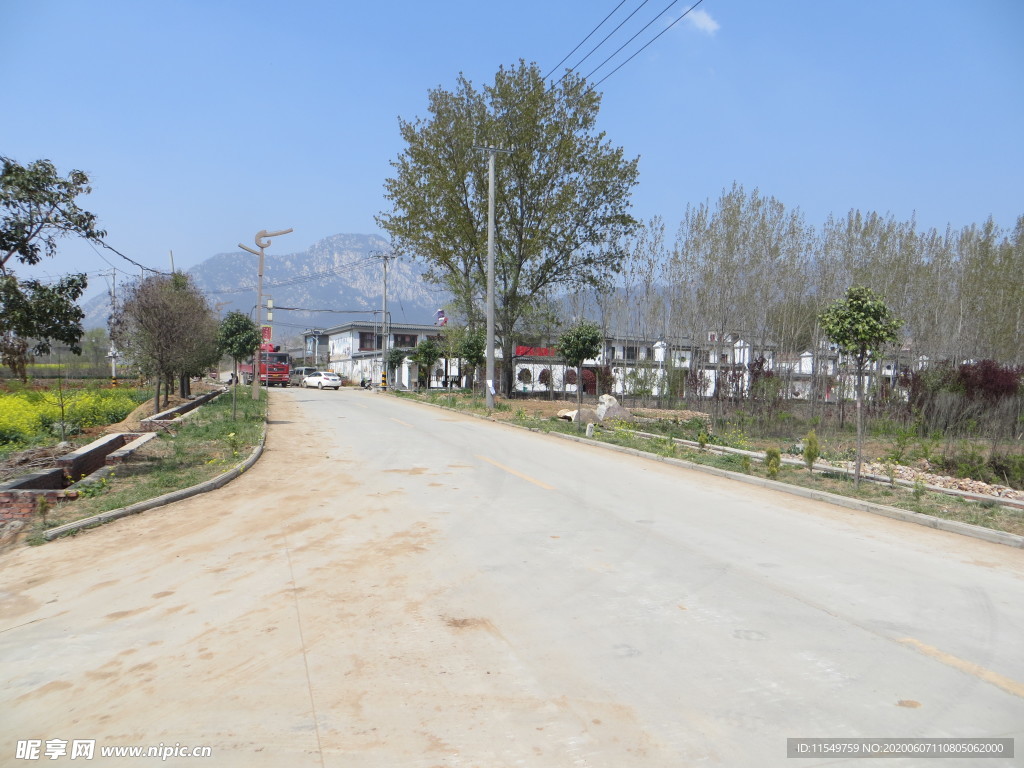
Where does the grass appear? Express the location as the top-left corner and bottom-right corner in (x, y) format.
(29, 389), (266, 542)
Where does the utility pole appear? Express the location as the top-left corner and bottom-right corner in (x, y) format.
(105, 269), (119, 384)
(373, 250), (396, 389)
(381, 253), (390, 389)
(473, 143), (512, 409)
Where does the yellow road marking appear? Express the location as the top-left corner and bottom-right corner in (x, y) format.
(898, 637), (1024, 698)
(390, 418), (414, 428)
(476, 455), (555, 490)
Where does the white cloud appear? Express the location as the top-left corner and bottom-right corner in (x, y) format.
(685, 8), (720, 35)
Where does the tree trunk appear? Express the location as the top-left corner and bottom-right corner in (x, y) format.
(153, 378), (161, 417)
(855, 366), (864, 488)
(576, 366), (583, 432)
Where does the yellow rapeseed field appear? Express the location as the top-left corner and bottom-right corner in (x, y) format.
(0, 386), (148, 446)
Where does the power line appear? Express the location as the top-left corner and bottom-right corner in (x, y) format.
(96, 241), (170, 275)
(555, 0), (655, 87)
(582, 0), (687, 82)
(545, 0), (710, 103)
(543, 0), (632, 81)
(589, 0), (707, 87)
(274, 307), (379, 314)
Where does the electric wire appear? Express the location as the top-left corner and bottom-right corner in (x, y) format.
(543, 0), (710, 106)
(97, 241), (170, 275)
(589, 0), (707, 87)
(542, 0), (632, 81)
(554, 0), (655, 87)
(581, 0), (687, 82)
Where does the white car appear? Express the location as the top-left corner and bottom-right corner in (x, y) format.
(301, 371), (342, 390)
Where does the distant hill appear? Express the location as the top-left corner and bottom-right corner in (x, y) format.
(82, 234), (447, 342)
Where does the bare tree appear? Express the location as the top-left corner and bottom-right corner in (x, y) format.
(110, 273), (219, 414)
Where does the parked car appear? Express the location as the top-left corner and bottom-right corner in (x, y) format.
(291, 366), (318, 385)
(302, 370), (342, 390)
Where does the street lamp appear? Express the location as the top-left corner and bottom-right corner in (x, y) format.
(239, 228), (293, 400)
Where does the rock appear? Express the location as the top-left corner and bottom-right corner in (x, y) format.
(573, 408), (600, 424)
(557, 407), (599, 424)
(594, 394), (618, 420)
(595, 394), (636, 423)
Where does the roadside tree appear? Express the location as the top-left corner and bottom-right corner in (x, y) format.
(409, 337), (442, 389)
(378, 60), (639, 397)
(1, 157), (107, 380)
(111, 273), (220, 415)
(558, 320), (603, 423)
(819, 285), (902, 486)
(218, 311), (261, 419)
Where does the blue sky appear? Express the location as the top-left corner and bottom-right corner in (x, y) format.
(3, 0), (1022, 300)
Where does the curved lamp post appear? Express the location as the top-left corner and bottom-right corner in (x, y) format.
(239, 228), (293, 400)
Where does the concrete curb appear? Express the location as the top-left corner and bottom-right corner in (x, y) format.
(394, 394), (1024, 550)
(43, 431), (266, 540)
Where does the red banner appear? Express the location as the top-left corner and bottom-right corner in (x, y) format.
(516, 346), (555, 357)
(261, 325), (272, 342)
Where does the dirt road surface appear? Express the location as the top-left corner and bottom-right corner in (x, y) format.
(2, 389), (1023, 767)
(3, 393), (661, 766)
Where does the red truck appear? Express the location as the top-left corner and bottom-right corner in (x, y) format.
(239, 343), (291, 386)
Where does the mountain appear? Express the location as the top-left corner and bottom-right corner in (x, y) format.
(82, 234), (447, 341)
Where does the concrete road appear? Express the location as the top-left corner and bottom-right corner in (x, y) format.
(2, 388), (1022, 767)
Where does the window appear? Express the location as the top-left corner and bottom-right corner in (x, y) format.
(393, 333), (417, 348)
(358, 332), (382, 351)
(624, 346), (638, 360)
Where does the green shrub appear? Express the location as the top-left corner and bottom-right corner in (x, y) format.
(989, 454), (1024, 490)
(803, 429), (820, 473)
(765, 447), (782, 479)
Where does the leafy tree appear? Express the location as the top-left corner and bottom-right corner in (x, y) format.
(557, 320), (603, 419)
(385, 346), (410, 371)
(1, 157), (107, 380)
(409, 337), (442, 389)
(819, 285), (902, 486)
(218, 311), (260, 376)
(459, 327), (486, 390)
(218, 311), (260, 418)
(378, 60), (639, 397)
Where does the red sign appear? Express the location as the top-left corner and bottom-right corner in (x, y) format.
(261, 325), (272, 342)
(516, 346), (555, 357)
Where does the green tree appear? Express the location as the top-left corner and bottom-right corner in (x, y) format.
(557, 320), (603, 421)
(1, 157), (107, 380)
(410, 337), (442, 389)
(218, 311), (260, 419)
(378, 60), (639, 397)
(385, 346), (410, 387)
(819, 285), (902, 486)
(459, 327), (486, 391)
